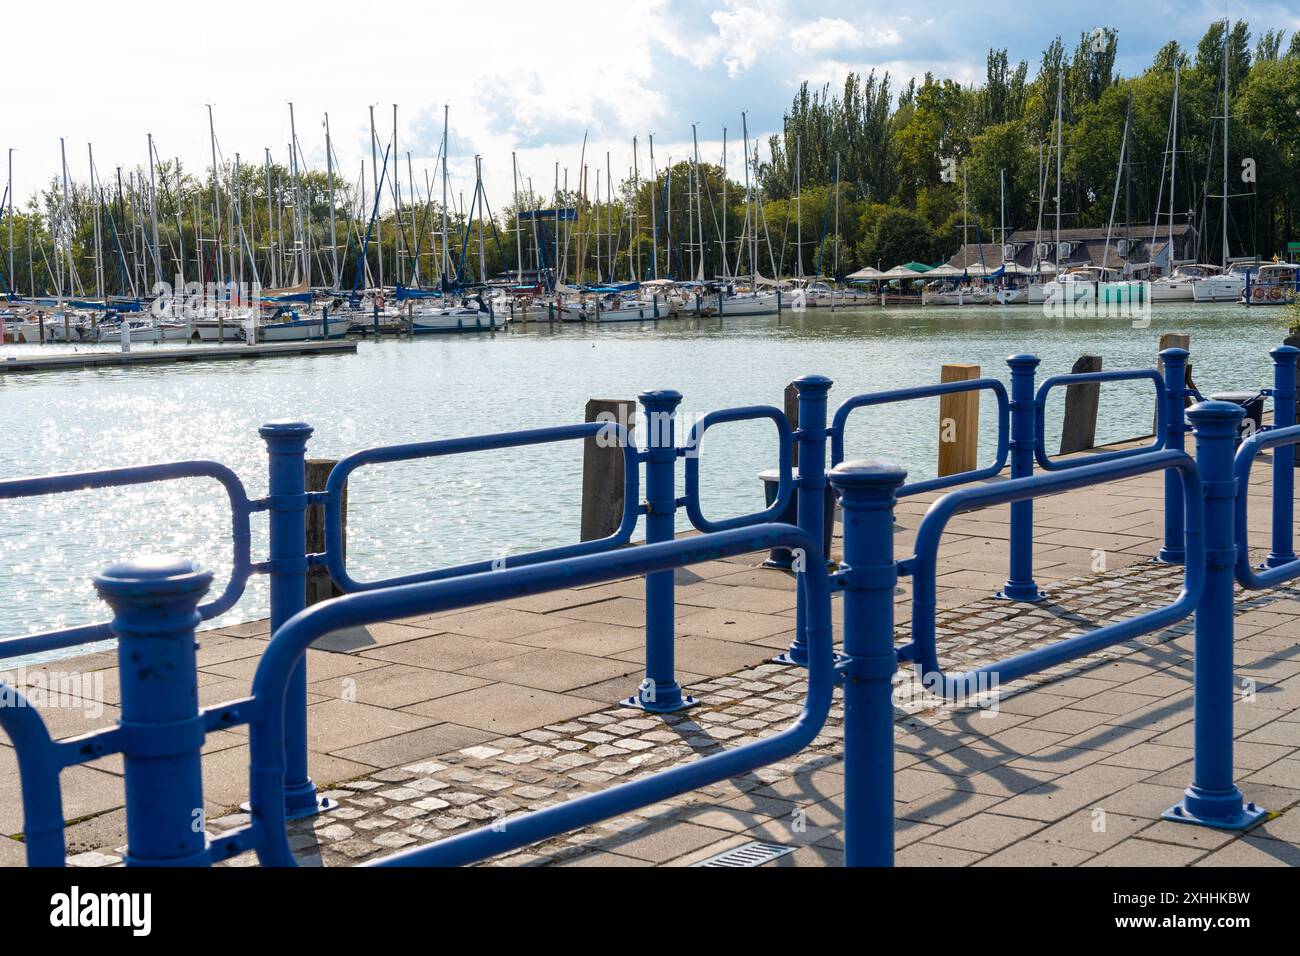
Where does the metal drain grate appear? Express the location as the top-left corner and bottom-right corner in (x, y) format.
(693, 841), (795, 867)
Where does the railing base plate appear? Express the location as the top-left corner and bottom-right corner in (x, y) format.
(620, 694), (698, 713)
(242, 795), (338, 821)
(1162, 798), (1267, 831)
(995, 588), (1048, 603)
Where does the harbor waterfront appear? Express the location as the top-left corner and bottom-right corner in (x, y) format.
(0, 301), (1283, 649)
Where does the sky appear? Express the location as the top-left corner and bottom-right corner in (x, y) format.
(3, 0), (1298, 214)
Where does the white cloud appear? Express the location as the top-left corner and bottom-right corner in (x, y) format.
(789, 18), (902, 54)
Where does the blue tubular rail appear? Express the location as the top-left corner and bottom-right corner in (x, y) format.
(683, 405), (793, 531)
(829, 379), (1010, 496)
(0, 683), (68, 865)
(321, 422), (639, 592)
(1034, 368), (1167, 471)
(0, 461), (256, 659)
(901, 449), (1204, 694)
(244, 523), (834, 867)
(1233, 422), (1300, 590)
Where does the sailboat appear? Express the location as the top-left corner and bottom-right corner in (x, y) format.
(1192, 23), (1257, 303)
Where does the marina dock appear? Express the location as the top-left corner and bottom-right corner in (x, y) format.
(0, 340), (356, 374)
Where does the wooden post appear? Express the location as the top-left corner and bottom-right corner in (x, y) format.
(784, 381), (800, 467)
(305, 459), (344, 605)
(580, 399), (636, 541)
(1060, 355), (1102, 454)
(937, 363), (980, 477)
(1155, 332), (1190, 431)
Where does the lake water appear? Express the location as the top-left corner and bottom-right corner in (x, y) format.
(0, 302), (1288, 659)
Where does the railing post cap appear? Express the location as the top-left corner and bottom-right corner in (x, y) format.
(1006, 353), (1041, 368)
(1270, 344), (1300, 360)
(259, 420), (314, 441)
(94, 555), (214, 602)
(638, 388), (683, 406)
(1159, 346), (1190, 362)
(829, 458), (908, 490)
(1187, 399), (1247, 427)
(792, 373), (833, 393)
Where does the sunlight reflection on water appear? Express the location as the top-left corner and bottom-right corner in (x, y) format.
(0, 302), (1284, 657)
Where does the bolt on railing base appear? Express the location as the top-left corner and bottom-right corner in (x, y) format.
(1264, 553), (1297, 569)
(243, 792), (338, 821)
(1163, 791), (1267, 831)
(771, 650), (805, 666)
(620, 692), (698, 713)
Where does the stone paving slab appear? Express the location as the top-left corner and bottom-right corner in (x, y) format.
(2, 441), (1298, 866)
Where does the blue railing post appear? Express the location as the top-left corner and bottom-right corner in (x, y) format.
(94, 556), (213, 866)
(260, 421), (332, 818)
(1001, 354), (1042, 601)
(831, 460), (905, 867)
(1157, 347), (1190, 563)
(1164, 401), (1266, 831)
(1266, 345), (1298, 567)
(624, 389), (694, 712)
(776, 374), (833, 667)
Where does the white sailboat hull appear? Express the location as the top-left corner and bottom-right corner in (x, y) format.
(254, 317), (352, 341)
(411, 310), (505, 333)
(1192, 276), (1246, 302)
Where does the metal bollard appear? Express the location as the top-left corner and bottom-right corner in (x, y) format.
(1000, 354), (1042, 601)
(624, 389), (695, 712)
(775, 374), (833, 666)
(1163, 401), (1266, 831)
(832, 460), (906, 867)
(260, 421), (333, 818)
(1266, 345), (1298, 567)
(1157, 347), (1190, 563)
(95, 556), (213, 866)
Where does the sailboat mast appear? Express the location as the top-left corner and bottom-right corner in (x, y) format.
(369, 105), (383, 289)
(1054, 76), (1063, 272)
(5, 149), (12, 295)
(692, 124), (704, 279)
(512, 151), (522, 283)
(207, 105), (223, 287)
(665, 155), (672, 278)
(264, 149), (277, 288)
(795, 132), (802, 279)
(632, 137), (640, 281)
(741, 112), (753, 279)
(606, 152), (613, 281)
(88, 144), (104, 300)
(721, 127), (728, 280)
(147, 133), (161, 289)
(999, 167), (1005, 249)
(441, 105), (449, 286)
(648, 135), (658, 280)
(834, 153), (840, 279)
(326, 113), (339, 289)
(1169, 62), (1179, 260)
(1221, 21), (1229, 267)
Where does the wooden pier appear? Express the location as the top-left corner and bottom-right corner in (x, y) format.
(0, 340), (356, 374)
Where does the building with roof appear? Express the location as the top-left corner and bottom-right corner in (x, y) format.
(942, 224), (1199, 278)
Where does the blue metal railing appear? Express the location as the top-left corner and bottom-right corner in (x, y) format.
(1033, 368), (1167, 471)
(0, 460), (257, 660)
(320, 421), (640, 592)
(244, 523), (834, 866)
(899, 448), (1204, 688)
(830, 377), (1011, 495)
